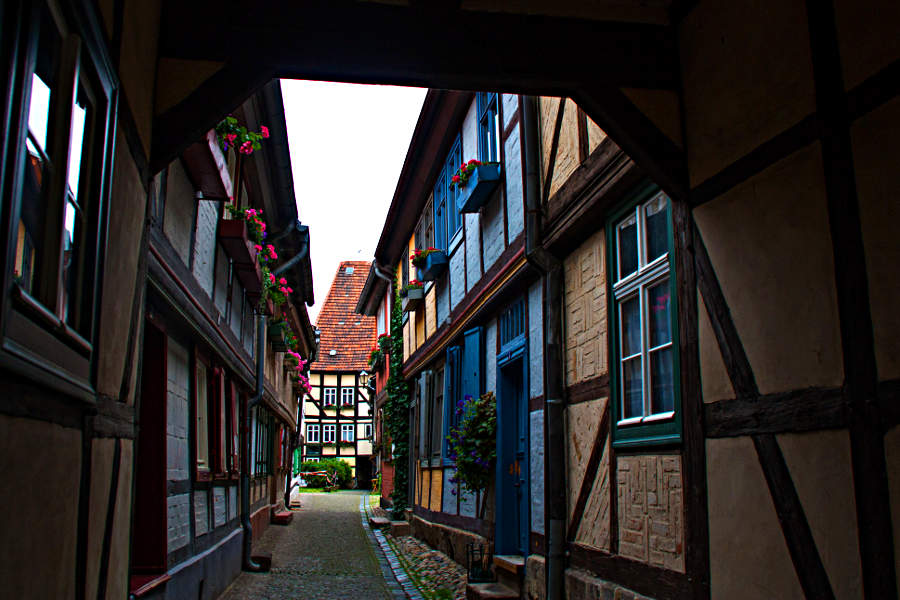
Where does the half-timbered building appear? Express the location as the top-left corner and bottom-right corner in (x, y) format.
(302, 261), (376, 488)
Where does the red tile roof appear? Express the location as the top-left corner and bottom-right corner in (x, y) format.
(310, 260), (377, 372)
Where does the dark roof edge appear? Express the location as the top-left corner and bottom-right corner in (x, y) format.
(355, 264), (389, 316)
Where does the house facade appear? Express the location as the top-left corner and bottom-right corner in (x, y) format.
(302, 261), (376, 488)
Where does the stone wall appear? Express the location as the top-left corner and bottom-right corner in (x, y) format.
(565, 567), (655, 600)
(410, 514), (487, 566)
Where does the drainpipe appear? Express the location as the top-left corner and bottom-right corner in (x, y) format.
(241, 222), (310, 571)
(522, 95), (566, 600)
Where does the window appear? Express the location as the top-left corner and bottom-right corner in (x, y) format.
(253, 406), (272, 475)
(323, 387), (337, 406)
(323, 424), (336, 443)
(416, 196), (434, 252)
(307, 424), (320, 443)
(429, 368), (444, 459)
(499, 298), (526, 348)
(195, 361), (210, 471)
(341, 424), (355, 442)
(341, 386), (354, 406)
(477, 92), (501, 163)
(306, 457), (319, 463)
(9, 0), (115, 356)
(433, 136), (463, 251)
(609, 189), (680, 447)
(364, 423), (373, 439)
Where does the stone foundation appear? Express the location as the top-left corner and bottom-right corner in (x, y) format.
(524, 554), (546, 600)
(565, 567), (654, 600)
(409, 514), (488, 565)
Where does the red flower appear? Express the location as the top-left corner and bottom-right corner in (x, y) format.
(468, 159), (480, 166)
(261, 125), (270, 138)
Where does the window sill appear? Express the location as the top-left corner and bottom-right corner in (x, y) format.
(12, 283), (92, 356)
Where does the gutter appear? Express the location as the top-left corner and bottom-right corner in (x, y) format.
(522, 95), (566, 600)
(241, 222), (310, 572)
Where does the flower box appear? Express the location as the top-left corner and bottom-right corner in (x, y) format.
(269, 323), (288, 352)
(402, 287), (424, 313)
(421, 251), (448, 281)
(219, 219), (263, 296)
(457, 163), (501, 213)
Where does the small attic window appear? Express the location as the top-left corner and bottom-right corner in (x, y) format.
(338, 321), (345, 325)
(345, 266), (355, 274)
(329, 350), (337, 356)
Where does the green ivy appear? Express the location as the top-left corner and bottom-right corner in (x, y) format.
(384, 276), (410, 518)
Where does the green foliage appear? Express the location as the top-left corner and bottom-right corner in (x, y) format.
(446, 392), (497, 495)
(299, 458), (352, 488)
(215, 115), (269, 155)
(384, 275), (411, 518)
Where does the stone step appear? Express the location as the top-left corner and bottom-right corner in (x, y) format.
(466, 582), (519, 600)
(272, 510), (293, 525)
(369, 516), (391, 529)
(492, 555), (525, 596)
(389, 520), (410, 536)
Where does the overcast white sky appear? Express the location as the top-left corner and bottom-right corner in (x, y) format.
(281, 80), (426, 323)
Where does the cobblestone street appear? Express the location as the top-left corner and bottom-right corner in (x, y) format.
(220, 492), (392, 599)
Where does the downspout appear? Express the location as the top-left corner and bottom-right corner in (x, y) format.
(241, 221), (309, 571)
(372, 262), (393, 285)
(522, 95), (566, 600)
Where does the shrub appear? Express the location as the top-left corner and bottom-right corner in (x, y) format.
(299, 458), (352, 488)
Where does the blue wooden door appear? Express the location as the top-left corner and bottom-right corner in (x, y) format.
(497, 352), (529, 555)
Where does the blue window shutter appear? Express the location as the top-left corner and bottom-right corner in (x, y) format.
(434, 179), (446, 251)
(442, 345), (461, 458)
(461, 326), (483, 402)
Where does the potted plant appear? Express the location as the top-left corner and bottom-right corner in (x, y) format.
(411, 247), (448, 281)
(402, 280), (424, 313)
(368, 345), (384, 369)
(446, 391), (497, 519)
(268, 320), (288, 352)
(451, 159), (501, 213)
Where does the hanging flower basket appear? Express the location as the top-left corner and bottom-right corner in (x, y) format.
(402, 282), (424, 313)
(452, 160), (501, 213)
(269, 322), (288, 352)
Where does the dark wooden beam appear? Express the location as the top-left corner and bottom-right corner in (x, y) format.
(566, 374), (610, 405)
(568, 543), (693, 600)
(670, 201), (709, 598)
(704, 386), (846, 438)
(566, 407), (610, 541)
(805, 1), (897, 596)
(575, 85), (687, 203)
(150, 62), (274, 173)
(158, 0), (679, 92)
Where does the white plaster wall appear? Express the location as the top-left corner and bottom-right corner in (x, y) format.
(465, 214), (482, 293)
(436, 277), (450, 328)
(485, 319), (497, 395)
(530, 410), (545, 534)
(167, 493), (190, 553)
(449, 241), (466, 310)
(459, 486), (478, 519)
(228, 486), (238, 521)
(462, 99), (478, 160)
(166, 338), (190, 482)
(481, 188), (505, 271)
(442, 468), (458, 514)
(505, 126), (524, 241)
(213, 246), (228, 315)
(528, 282), (544, 399)
(194, 490), (209, 536)
(213, 487), (227, 528)
(192, 199), (218, 297)
(502, 94), (518, 129)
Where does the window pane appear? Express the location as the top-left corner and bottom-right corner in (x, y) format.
(67, 89), (88, 199)
(28, 74), (52, 149)
(620, 295), (641, 357)
(617, 213), (638, 279)
(645, 194), (669, 263)
(647, 279), (671, 348)
(650, 347), (675, 414)
(622, 357), (643, 419)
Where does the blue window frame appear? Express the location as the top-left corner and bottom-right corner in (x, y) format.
(441, 326), (483, 461)
(433, 136), (463, 251)
(476, 92), (500, 163)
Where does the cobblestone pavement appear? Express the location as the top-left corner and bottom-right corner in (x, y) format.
(220, 491), (391, 599)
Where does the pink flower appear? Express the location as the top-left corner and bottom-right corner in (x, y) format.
(261, 126), (270, 138)
(278, 277), (287, 285)
(254, 244), (262, 252)
(226, 133), (236, 142)
(269, 273), (276, 283)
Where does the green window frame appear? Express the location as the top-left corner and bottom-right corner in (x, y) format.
(607, 185), (681, 447)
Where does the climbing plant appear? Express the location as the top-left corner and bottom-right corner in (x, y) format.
(383, 275), (410, 518)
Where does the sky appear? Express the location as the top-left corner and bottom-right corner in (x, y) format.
(280, 80), (426, 323)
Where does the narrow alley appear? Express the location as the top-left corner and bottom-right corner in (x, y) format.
(220, 492), (395, 600)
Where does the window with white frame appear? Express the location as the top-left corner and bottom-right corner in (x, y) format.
(323, 387), (337, 406)
(323, 424), (336, 443)
(341, 424), (355, 442)
(341, 386), (354, 406)
(306, 424), (320, 443)
(610, 189), (680, 446)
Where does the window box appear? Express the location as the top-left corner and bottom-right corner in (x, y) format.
(219, 219), (263, 296)
(402, 287), (424, 313)
(457, 163), (501, 213)
(269, 323), (288, 352)
(421, 251), (448, 281)
(182, 130), (233, 201)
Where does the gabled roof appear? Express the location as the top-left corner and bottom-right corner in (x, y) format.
(310, 261), (376, 372)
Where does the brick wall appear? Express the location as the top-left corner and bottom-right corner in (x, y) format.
(505, 126), (524, 241)
(449, 241), (465, 310)
(194, 490), (209, 537)
(381, 461), (395, 506)
(564, 228), (608, 386)
(166, 494), (190, 553)
(617, 454), (685, 572)
(465, 214), (482, 293)
(166, 338), (190, 482)
(192, 199), (218, 296)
